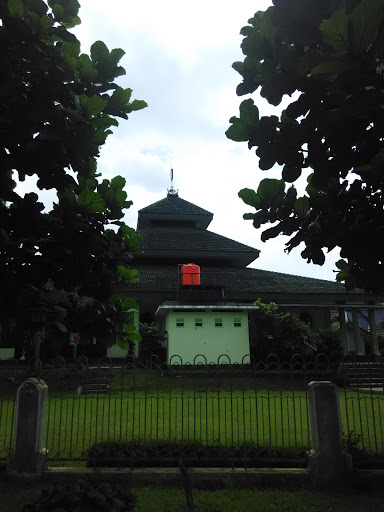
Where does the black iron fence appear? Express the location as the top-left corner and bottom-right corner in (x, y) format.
(1, 355), (384, 468)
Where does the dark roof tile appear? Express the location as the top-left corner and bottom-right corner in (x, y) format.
(128, 264), (362, 299)
(136, 229), (259, 254)
(138, 194), (213, 217)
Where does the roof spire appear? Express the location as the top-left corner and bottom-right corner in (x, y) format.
(167, 164), (178, 196)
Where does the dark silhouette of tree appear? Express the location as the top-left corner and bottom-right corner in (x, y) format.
(0, 0), (146, 355)
(227, 0), (384, 292)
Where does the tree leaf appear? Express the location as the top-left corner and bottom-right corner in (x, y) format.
(294, 197), (310, 218)
(261, 224), (282, 242)
(27, 0), (48, 16)
(125, 332), (142, 342)
(53, 4), (65, 21)
(108, 87), (132, 113)
(238, 188), (260, 207)
(320, 10), (349, 53)
(258, 150), (277, 171)
(282, 165), (301, 183)
(232, 61), (243, 74)
(336, 271), (348, 283)
(109, 48), (125, 65)
(110, 175), (126, 190)
(226, 121), (252, 142)
(8, 0), (23, 17)
(117, 265), (139, 283)
(79, 95), (107, 117)
(257, 179), (285, 209)
(77, 189), (105, 213)
(311, 60), (350, 75)
(336, 259), (349, 272)
(54, 305), (67, 312)
(0, 228), (9, 240)
(111, 295), (137, 311)
(239, 98), (260, 126)
(252, 210), (271, 229)
(349, 0), (384, 53)
(79, 54), (97, 80)
(40, 14), (53, 30)
(91, 40), (109, 63)
(310, 247), (325, 266)
(128, 99), (148, 111)
(54, 321), (68, 333)
(116, 335), (129, 349)
(62, 15), (81, 29)
(226, 99), (259, 142)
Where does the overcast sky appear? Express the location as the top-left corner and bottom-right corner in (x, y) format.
(36, 0), (342, 281)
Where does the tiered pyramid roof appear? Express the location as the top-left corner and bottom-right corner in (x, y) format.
(129, 191), (373, 306)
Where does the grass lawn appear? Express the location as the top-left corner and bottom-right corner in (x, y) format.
(1, 481), (384, 512)
(1, 372), (384, 463)
(45, 389), (312, 457)
(135, 487), (384, 512)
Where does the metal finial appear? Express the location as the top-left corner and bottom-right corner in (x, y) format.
(167, 166), (178, 196)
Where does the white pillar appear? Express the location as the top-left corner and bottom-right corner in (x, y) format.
(368, 309), (380, 356)
(308, 381), (353, 488)
(7, 378), (48, 474)
(338, 308), (349, 353)
(352, 310), (364, 356)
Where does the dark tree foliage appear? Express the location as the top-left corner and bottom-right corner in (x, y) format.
(138, 322), (167, 362)
(251, 299), (344, 363)
(226, 0), (384, 292)
(0, 0), (146, 349)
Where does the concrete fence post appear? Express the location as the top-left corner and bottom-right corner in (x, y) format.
(7, 378), (48, 475)
(308, 381), (353, 488)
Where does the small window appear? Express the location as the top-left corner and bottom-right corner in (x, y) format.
(176, 318), (184, 327)
(215, 318), (223, 327)
(195, 318), (203, 327)
(234, 317), (242, 327)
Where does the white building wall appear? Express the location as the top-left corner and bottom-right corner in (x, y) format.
(165, 309), (250, 365)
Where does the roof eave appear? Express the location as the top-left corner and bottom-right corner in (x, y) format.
(133, 249), (260, 266)
(156, 303), (259, 315)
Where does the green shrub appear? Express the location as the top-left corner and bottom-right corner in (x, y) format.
(314, 328), (343, 363)
(138, 322), (167, 362)
(251, 300), (342, 363)
(87, 441), (308, 468)
(22, 479), (135, 512)
(378, 334), (384, 355)
(251, 300), (317, 361)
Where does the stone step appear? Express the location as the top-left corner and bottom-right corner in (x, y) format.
(348, 385), (384, 391)
(344, 375), (384, 380)
(339, 362), (384, 389)
(347, 383), (384, 388)
(352, 387), (384, 395)
(344, 374), (383, 378)
(83, 378), (109, 385)
(343, 374), (384, 379)
(80, 385), (110, 395)
(83, 383), (110, 389)
(341, 364), (384, 370)
(342, 376), (383, 382)
(82, 389), (110, 395)
(80, 374), (111, 395)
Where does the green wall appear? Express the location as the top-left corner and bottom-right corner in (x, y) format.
(165, 309), (250, 364)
